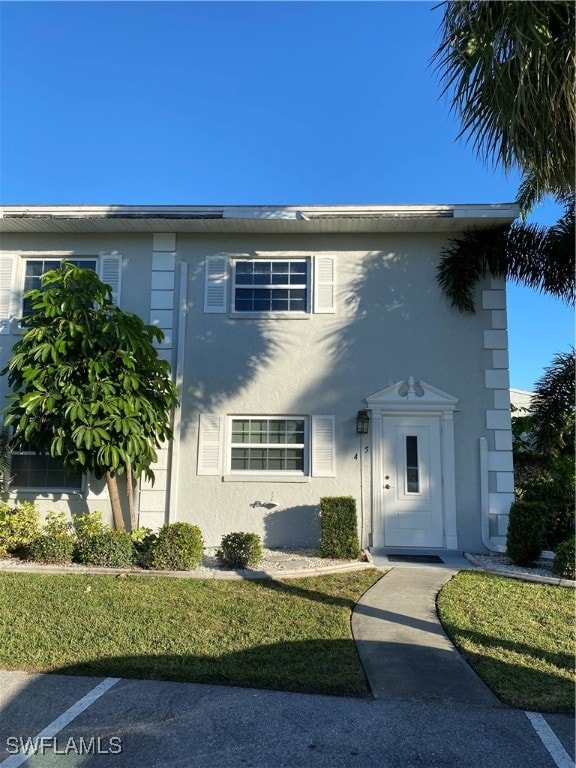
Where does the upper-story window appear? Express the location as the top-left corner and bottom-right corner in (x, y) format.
(22, 258), (98, 317)
(233, 260), (309, 313)
(0, 253), (121, 336)
(203, 255), (336, 316)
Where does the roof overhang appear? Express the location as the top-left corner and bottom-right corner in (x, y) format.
(0, 203), (519, 235)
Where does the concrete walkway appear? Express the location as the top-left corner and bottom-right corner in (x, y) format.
(352, 562), (502, 707)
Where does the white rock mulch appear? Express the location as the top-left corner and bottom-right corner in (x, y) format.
(466, 552), (555, 578)
(199, 547), (357, 572)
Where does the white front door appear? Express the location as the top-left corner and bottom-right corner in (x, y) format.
(381, 415), (444, 547)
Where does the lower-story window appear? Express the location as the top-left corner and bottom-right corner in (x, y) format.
(10, 448), (83, 491)
(230, 417), (307, 474)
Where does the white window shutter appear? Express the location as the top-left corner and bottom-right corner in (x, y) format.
(99, 254), (122, 305)
(204, 256), (228, 313)
(197, 414), (223, 475)
(313, 256), (336, 313)
(311, 415), (336, 477)
(0, 254), (15, 334)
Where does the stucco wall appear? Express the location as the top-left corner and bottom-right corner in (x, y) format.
(0, 230), (513, 550)
(172, 231), (504, 551)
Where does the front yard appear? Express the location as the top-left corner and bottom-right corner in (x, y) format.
(0, 569), (381, 697)
(437, 571), (575, 713)
(0, 568), (573, 711)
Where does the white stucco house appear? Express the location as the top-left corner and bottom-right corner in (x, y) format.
(0, 203), (519, 554)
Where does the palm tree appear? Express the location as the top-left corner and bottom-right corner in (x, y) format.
(433, 1), (575, 212)
(432, 1), (575, 312)
(436, 195), (574, 313)
(530, 349), (575, 458)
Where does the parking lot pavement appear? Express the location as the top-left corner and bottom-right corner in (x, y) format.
(1, 671), (574, 768)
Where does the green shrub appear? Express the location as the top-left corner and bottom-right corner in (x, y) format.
(319, 496), (360, 559)
(131, 527), (157, 568)
(78, 529), (135, 568)
(29, 511), (76, 564)
(216, 532), (262, 569)
(43, 510), (74, 536)
(506, 501), (547, 566)
(150, 522), (203, 570)
(520, 456), (575, 550)
(72, 511), (106, 561)
(0, 502), (41, 557)
(553, 537), (576, 580)
(30, 534), (75, 564)
(73, 510), (106, 541)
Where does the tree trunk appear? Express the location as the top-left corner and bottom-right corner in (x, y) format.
(126, 463), (137, 532)
(105, 471), (125, 531)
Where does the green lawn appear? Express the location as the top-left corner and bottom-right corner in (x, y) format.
(0, 570), (382, 697)
(2, 568), (573, 709)
(437, 571), (575, 713)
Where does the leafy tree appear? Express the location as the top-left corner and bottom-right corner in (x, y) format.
(1, 263), (179, 531)
(432, 1), (575, 312)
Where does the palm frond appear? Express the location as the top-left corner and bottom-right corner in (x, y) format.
(432, 1), (576, 197)
(436, 225), (510, 313)
(505, 212), (575, 304)
(437, 199), (575, 312)
(530, 349), (575, 455)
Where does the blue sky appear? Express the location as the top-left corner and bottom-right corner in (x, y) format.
(0, 1), (572, 390)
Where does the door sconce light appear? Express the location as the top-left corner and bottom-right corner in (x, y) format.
(356, 410), (370, 434)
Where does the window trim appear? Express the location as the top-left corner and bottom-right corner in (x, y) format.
(227, 416), (309, 476)
(230, 258), (311, 317)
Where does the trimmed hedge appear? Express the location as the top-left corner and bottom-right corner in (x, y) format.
(29, 534), (75, 564)
(78, 529), (135, 568)
(217, 532), (262, 569)
(319, 496), (360, 559)
(29, 511), (75, 564)
(553, 537), (575, 580)
(506, 500), (547, 566)
(150, 522), (204, 570)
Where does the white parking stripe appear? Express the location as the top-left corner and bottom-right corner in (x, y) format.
(0, 677), (121, 768)
(526, 711), (575, 768)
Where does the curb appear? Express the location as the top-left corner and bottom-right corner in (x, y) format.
(0, 559), (377, 581)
